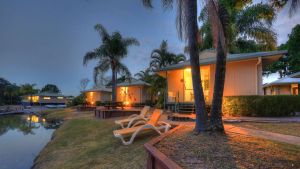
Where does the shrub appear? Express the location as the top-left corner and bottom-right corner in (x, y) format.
(222, 95), (300, 117)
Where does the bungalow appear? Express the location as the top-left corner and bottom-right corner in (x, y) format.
(156, 50), (287, 104)
(21, 92), (67, 106)
(116, 78), (150, 105)
(84, 87), (112, 105)
(263, 72), (300, 95)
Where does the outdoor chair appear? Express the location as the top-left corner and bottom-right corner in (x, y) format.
(114, 106), (151, 128)
(113, 109), (171, 145)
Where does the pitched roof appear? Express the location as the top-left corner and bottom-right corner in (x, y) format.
(25, 92), (65, 97)
(289, 71), (300, 78)
(117, 78), (150, 87)
(83, 87), (112, 93)
(158, 50), (288, 71)
(263, 76), (300, 88)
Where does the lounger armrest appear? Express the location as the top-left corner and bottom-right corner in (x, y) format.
(128, 114), (139, 118)
(126, 117), (148, 128)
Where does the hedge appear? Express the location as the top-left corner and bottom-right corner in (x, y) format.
(222, 95), (300, 117)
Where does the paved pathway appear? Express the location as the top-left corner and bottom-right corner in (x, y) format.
(225, 124), (300, 146)
(223, 116), (300, 123)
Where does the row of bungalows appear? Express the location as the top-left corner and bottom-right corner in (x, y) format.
(84, 50), (297, 107)
(84, 78), (151, 106)
(21, 92), (67, 106)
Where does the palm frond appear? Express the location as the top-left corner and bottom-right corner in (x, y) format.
(115, 61), (131, 79)
(123, 38), (140, 46)
(94, 24), (110, 41)
(83, 50), (98, 66)
(237, 3), (276, 33)
(290, 0), (300, 16)
(142, 0), (173, 9)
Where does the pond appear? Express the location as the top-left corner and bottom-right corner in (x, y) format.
(0, 114), (57, 169)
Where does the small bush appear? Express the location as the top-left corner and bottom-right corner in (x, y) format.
(223, 95), (300, 117)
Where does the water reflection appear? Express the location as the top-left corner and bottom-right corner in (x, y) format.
(0, 114), (58, 169)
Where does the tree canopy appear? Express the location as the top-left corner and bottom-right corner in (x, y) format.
(41, 84), (61, 93)
(265, 24), (300, 77)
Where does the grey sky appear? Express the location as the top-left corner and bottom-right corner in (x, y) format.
(0, 0), (299, 95)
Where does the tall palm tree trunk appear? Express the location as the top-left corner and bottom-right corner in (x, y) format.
(186, 0), (209, 132)
(210, 35), (226, 131)
(111, 64), (117, 103)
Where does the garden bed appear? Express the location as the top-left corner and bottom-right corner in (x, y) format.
(154, 125), (300, 169)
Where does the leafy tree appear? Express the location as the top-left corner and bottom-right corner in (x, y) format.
(4, 84), (20, 105)
(199, 1), (277, 53)
(150, 40), (186, 71)
(143, 0), (210, 132)
(83, 24), (139, 102)
(19, 83), (39, 95)
(41, 84), (61, 93)
(71, 93), (86, 106)
(0, 78), (11, 105)
(265, 24), (300, 77)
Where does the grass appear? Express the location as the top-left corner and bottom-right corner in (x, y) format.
(33, 118), (157, 169)
(231, 122), (300, 137)
(156, 126), (300, 169)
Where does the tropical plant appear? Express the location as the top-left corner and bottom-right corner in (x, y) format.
(150, 40), (186, 71)
(41, 84), (60, 93)
(83, 24), (139, 102)
(142, 0), (210, 132)
(199, 1), (277, 53)
(135, 68), (166, 105)
(265, 24), (300, 77)
(19, 84), (39, 95)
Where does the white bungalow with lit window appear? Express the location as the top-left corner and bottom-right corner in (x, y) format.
(83, 87), (112, 105)
(117, 78), (151, 106)
(21, 92), (67, 106)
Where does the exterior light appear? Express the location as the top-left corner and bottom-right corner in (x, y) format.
(43, 97), (51, 100)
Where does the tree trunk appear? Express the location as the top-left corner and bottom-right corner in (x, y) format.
(298, 84), (300, 95)
(186, 0), (209, 132)
(210, 35), (226, 131)
(111, 64), (117, 102)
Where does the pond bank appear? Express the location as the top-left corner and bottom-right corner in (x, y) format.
(33, 108), (157, 169)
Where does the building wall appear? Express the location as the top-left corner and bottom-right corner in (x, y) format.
(117, 86), (149, 104)
(264, 85), (292, 95)
(85, 91), (112, 105)
(22, 95), (67, 105)
(166, 58), (262, 103)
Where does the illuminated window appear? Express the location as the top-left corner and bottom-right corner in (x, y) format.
(43, 97), (51, 100)
(57, 96), (64, 99)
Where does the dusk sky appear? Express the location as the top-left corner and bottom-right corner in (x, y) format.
(0, 0), (299, 96)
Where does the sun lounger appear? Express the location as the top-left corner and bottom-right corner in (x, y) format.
(114, 106), (151, 128)
(113, 109), (171, 145)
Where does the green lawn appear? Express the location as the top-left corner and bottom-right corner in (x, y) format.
(33, 118), (156, 169)
(231, 122), (300, 137)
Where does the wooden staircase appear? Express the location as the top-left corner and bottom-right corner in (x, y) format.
(176, 103), (195, 114)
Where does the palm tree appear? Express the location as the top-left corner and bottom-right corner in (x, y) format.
(142, 0), (210, 132)
(206, 0), (229, 131)
(150, 40), (186, 71)
(270, 0), (300, 16)
(83, 24), (139, 102)
(135, 68), (166, 106)
(200, 1), (277, 53)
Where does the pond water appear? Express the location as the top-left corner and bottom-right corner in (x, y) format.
(0, 114), (56, 169)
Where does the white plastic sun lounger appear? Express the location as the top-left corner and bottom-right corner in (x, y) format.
(114, 106), (151, 128)
(113, 109), (171, 145)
